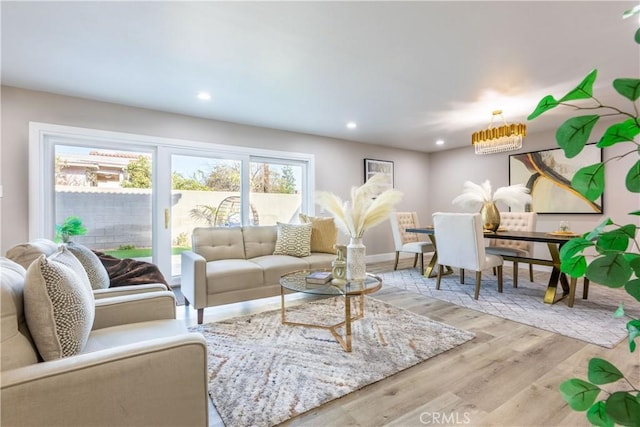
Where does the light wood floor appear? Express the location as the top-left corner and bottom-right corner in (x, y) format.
(177, 259), (635, 427)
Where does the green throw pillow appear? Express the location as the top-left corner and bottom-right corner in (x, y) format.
(273, 222), (312, 257)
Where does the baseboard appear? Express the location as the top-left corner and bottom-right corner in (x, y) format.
(366, 252), (412, 264)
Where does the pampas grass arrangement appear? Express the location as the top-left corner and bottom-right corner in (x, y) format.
(452, 180), (532, 210)
(316, 174), (403, 238)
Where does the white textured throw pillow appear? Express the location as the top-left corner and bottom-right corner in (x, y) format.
(66, 242), (110, 290)
(24, 254), (95, 361)
(49, 246), (94, 293)
(273, 222), (312, 257)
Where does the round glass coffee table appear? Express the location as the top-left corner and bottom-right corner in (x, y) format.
(279, 270), (382, 352)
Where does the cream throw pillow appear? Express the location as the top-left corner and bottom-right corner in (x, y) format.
(299, 214), (338, 254)
(273, 222), (312, 257)
(24, 252), (95, 361)
(66, 242), (110, 290)
(5, 238), (59, 269)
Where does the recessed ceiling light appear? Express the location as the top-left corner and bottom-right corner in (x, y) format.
(346, 121), (357, 129)
(197, 92), (211, 101)
(436, 139), (445, 146)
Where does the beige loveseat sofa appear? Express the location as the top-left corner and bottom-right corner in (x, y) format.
(181, 225), (337, 324)
(1, 256), (209, 426)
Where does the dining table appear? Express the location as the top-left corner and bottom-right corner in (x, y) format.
(406, 227), (588, 307)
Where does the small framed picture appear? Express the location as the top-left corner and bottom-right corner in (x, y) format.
(364, 158), (394, 190)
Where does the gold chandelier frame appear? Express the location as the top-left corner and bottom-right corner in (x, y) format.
(471, 110), (526, 155)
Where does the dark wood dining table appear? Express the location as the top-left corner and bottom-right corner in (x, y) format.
(406, 227), (588, 307)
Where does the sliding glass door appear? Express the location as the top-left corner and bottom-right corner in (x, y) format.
(31, 123), (314, 285)
(168, 153), (242, 277)
(54, 144), (155, 263)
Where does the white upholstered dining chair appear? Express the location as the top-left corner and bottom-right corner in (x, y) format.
(389, 212), (434, 274)
(485, 212), (537, 288)
(432, 212), (503, 299)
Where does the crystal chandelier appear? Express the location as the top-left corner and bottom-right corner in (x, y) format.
(471, 110), (526, 155)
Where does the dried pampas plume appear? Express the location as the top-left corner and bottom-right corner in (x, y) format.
(316, 173), (403, 238)
(451, 180), (531, 210)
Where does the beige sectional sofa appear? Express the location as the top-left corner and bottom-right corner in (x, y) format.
(0, 255), (209, 426)
(181, 225), (337, 324)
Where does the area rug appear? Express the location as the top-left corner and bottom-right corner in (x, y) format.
(189, 297), (474, 427)
(380, 268), (640, 348)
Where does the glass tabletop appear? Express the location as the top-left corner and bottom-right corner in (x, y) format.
(280, 270), (382, 296)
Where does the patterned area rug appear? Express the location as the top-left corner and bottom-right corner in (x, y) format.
(380, 268), (640, 348)
(190, 297), (474, 427)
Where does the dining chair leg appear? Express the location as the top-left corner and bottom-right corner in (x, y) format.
(474, 271), (481, 299)
(583, 278), (590, 299)
(513, 261), (519, 288)
(419, 253), (424, 275)
(460, 268), (465, 284)
(529, 263), (534, 282)
(413, 254), (418, 268)
(497, 265), (503, 293)
(393, 252), (400, 270)
(436, 265), (443, 290)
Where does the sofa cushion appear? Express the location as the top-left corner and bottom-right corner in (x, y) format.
(243, 226), (277, 259)
(193, 227), (246, 262)
(83, 319), (187, 354)
(205, 259), (264, 294)
(299, 214), (338, 254)
(66, 242), (110, 290)
(1, 258), (39, 370)
(5, 238), (59, 270)
(249, 255), (310, 285)
(24, 253), (95, 361)
(303, 253), (338, 270)
(273, 223), (312, 257)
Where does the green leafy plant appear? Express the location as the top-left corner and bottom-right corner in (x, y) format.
(55, 216), (87, 243)
(528, 8), (640, 427)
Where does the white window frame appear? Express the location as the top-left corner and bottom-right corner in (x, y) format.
(29, 122), (315, 270)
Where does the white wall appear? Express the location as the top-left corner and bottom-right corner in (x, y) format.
(0, 86), (431, 256)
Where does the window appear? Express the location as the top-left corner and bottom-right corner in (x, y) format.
(30, 122), (315, 282)
(249, 158), (306, 226)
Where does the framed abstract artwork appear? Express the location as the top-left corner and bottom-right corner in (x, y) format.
(364, 158), (394, 190)
(509, 144), (603, 214)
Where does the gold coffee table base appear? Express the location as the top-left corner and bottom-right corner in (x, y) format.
(280, 290), (365, 352)
(279, 270), (382, 352)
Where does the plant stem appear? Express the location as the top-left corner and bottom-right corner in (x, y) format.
(622, 377), (639, 392)
(559, 101), (636, 120)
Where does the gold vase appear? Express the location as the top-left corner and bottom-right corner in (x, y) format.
(480, 201), (500, 232)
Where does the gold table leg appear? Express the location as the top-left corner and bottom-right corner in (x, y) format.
(423, 234), (453, 278)
(543, 242), (571, 304)
(281, 290), (365, 352)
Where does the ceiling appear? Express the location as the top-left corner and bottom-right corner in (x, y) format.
(2, 1), (638, 153)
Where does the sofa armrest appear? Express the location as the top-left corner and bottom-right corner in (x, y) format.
(93, 291), (177, 330)
(93, 283), (169, 299)
(1, 334), (209, 427)
(181, 251), (207, 309)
